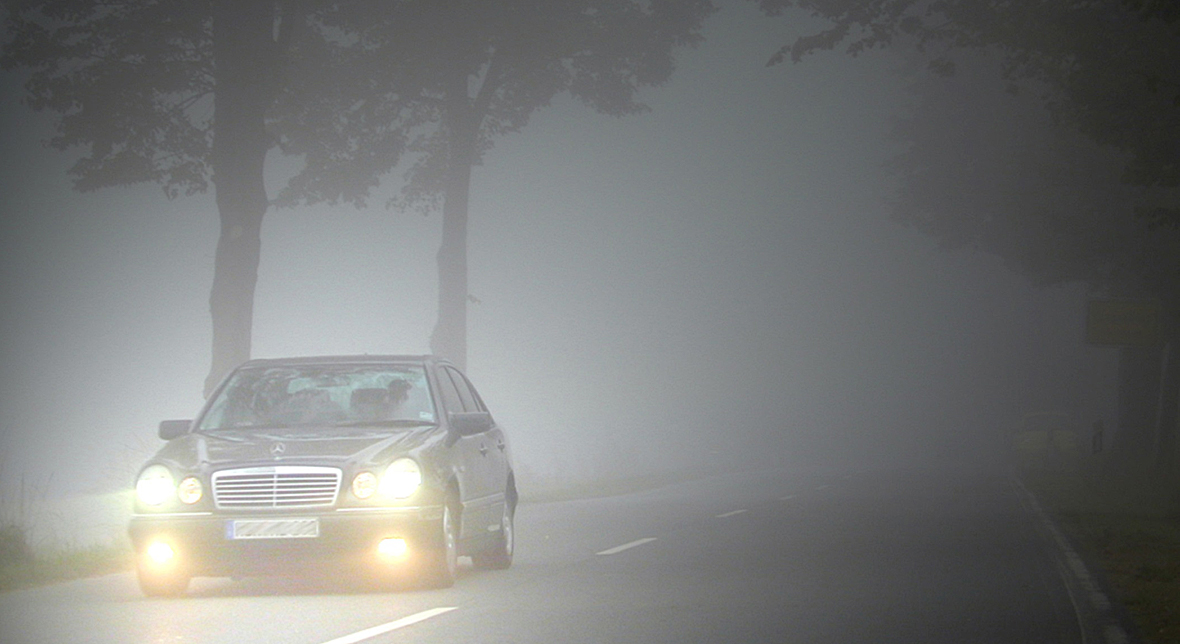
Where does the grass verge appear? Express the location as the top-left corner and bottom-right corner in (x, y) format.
(1, 472), (135, 593)
(1022, 464), (1180, 644)
(0, 539), (133, 593)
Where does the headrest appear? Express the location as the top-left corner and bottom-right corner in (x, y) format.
(350, 388), (388, 407)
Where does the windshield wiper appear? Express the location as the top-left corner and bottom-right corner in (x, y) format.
(332, 419), (437, 428)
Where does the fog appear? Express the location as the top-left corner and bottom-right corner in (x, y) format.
(0, 3), (1117, 547)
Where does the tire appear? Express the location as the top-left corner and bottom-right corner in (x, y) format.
(472, 500), (514, 570)
(136, 561), (190, 597)
(420, 499), (458, 588)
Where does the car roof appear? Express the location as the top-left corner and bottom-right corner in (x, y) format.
(237, 354), (448, 368)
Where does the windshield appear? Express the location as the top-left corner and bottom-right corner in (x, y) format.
(198, 364), (436, 431)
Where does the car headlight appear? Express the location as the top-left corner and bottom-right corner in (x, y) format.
(136, 465), (175, 506)
(177, 476), (203, 504)
(379, 458), (421, 499)
(352, 471), (378, 499)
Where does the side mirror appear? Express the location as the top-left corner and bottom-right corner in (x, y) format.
(449, 411), (493, 437)
(158, 419), (192, 441)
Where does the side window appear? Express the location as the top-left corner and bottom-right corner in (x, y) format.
(435, 368), (465, 414)
(456, 371), (489, 413)
(444, 367), (478, 412)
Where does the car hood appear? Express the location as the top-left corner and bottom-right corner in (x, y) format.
(152, 426), (442, 472)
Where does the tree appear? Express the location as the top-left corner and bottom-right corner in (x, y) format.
(0, 0), (411, 395)
(278, 0), (717, 369)
(751, 0), (1180, 473)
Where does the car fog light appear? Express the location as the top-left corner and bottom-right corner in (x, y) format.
(146, 541), (175, 565)
(377, 538), (408, 558)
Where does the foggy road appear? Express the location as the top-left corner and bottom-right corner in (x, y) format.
(1, 2), (1167, 641)
(1, 466), (1095, 644)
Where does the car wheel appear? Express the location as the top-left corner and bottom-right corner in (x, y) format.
(421, 498), (458, 588)
(136, 561), (190, 597)
(472, 500), (514, 570)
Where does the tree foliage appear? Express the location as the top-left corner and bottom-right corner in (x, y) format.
(279, 0), (715, 209)
(755, 0), (1180, 219)
(1, 0), (215, 197)
(889, 55), (1180, 296)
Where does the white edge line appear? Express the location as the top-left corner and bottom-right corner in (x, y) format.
(779, 494), (796, 501)
(319, 607), (458, 644)
(596, 537), (657, 556)
(716, 509), (748, 518)
(1009, 476), (1101, 644)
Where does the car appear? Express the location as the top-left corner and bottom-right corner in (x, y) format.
(128, 355), (516, 596)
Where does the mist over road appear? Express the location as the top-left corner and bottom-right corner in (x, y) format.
(1, 464), (1091, 643)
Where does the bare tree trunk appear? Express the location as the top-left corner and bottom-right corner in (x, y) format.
(430, 158), (473, 369)
(429, 74), (479, 370)
(204, 0), (276, 396)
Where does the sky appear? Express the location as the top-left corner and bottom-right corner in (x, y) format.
(0, 2), (1118, 545)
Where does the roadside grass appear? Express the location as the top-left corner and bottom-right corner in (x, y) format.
(0, 435), (174, 593)
(0, 472), (134, 593)
(1022, 460), (1180, 644)
(0, 540), (133, 593)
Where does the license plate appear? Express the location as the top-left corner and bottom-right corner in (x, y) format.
(229, 518), (319, 540)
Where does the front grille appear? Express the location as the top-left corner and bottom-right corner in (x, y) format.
(212, 466), (342, 509)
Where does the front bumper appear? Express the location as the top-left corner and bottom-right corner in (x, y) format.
(128, 505), (445, 577)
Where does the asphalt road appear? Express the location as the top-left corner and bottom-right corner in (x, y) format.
(1, 464), (1096, 643)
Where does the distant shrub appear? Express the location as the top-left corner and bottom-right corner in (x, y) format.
(0, 523), (33, 567)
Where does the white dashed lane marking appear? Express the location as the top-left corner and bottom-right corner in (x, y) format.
(716, 509), (748, 518)
(596, 537), (658, 556)
(319, 607), (458, 644)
